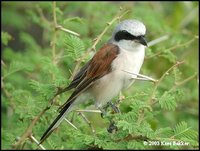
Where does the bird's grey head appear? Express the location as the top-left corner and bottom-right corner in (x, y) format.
(110, 19), (147, 47)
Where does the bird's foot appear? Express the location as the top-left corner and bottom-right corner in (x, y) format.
(107, 121), (118, 133)
(99, 102), (120, 133)
(107, 102), (121, 113)
(99, 107), (107, 118)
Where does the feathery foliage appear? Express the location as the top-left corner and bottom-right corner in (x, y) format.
(2, 1), (198, 150)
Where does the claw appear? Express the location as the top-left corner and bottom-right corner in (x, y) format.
(107, 102), (120, 113)
(107, 121), (118, 133)
(98, 107), (107, 119)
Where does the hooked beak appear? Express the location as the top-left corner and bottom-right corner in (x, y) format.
(136, 36), (148, 47)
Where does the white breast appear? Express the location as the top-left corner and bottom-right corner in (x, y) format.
(90, 45), (145, 108)
(112, 45), (145, 89)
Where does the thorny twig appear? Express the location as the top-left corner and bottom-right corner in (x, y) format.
(29, 135), (46, 150)
(135, 61), (197, 126)
(56, 25), (80, 36)
(64, 118), (78, 130)
(75, 109), (101, 113)
(51, 1), (57, 80)
(150, 72), (198, 106)
(145, 36), (198, 60)
(12, 106), (50, 149)
(77, 112), (96, 135)
(113, 133), (192, 144)
(122, 70), (157, 83)
(148, 61), (185, 104)
(147, 35), (169, 47)
(36, 5), (51, 26)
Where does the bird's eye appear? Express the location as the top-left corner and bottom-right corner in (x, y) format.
(115, 30), (136, 41)
(136, 35), (145, 39)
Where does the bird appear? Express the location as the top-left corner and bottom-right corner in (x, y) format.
(40, 19), (147, 143)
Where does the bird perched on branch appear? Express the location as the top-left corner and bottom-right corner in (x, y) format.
(40, 19), (147, 143)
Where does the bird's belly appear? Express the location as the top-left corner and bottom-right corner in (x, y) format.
(89, 69), (137, 108)
(89, 71), (124, 108)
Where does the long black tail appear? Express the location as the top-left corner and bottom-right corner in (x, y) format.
(39, 98), (74, 144)
(40, 77), (95, 144)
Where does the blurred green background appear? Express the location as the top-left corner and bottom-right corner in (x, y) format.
(1, 1), (199, 150)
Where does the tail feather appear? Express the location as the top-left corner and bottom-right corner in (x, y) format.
(39, 99), (74, 144)
(40, 75), (96, 144)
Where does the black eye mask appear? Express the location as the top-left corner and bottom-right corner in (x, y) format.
(114, 30), (145, 42)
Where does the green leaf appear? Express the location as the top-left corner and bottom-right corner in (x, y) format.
(159, 91), (177, 110)
(127, 141), (146, 149)
(29, 80), (56, 100)
(1, 31), (12, 45)
(47, 139), (58, 149)
(64, 17), (84, 24)
(155, 127), (174, 138)
(117, 120), (132, 132)
(173, 121), (198, 140)
(3, 61), (33, 79)
(1, 129), (16, 149)
(65, 34), (85, 59)
(173, 68), (182, 83)
(19, 32), (40, 51)
(103, 141), (128, 150)
(55, 7), (63, 15)
(159, 88), (184, 111)
(160, 49), (177, 63)
(2, 8), (28, 29)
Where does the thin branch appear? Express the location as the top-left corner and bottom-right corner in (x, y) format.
(75, 109), (101, 113)
(56, 25), (80, 36)
(136, 109), (145, 125)
(130, 77), (156, 81)
(113, 133), (191, 144)
(174, 73), (197, 88)
(145, 36), (198, 60)
(150, 72), (197, 107)
(148, 61), (185, 105)
(77, 112), (96, 135)
(64, 118), (78, 130)
(2, 87), (15, 110)
(1, 59), (6, 66)
(179, 6), (198, 28)
(1, 60), (15, 109)
(147, 35), (169, 47)
(36, 5), (51, 26)
(29, 135), (46, 150)
(136, 61), (185, 125)
(122, 70), (158, 83)
(170, 127), (192, 139)
(155, 137), (191, 142)
(91, 10), (129, 51)
(3, 68), (25, 80)
(53, 1), (57, 26)
(12, 106), (50, 149)
(114, 134), (148, 142)
(50, 1), (57, 81)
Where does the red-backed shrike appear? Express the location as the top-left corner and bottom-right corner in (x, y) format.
(40, 19), (147, 143)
